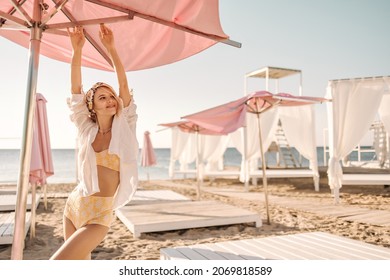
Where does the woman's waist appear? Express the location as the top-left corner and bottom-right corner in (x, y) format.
(93, 182), (119, 197)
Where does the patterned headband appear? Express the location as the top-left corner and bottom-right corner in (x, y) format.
(86, 82), (116, 110)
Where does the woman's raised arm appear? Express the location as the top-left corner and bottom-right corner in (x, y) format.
(67, 26), (85, 95)
(99, 24), (132, 107)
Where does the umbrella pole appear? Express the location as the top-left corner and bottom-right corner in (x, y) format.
(11, 6), (42, 260)
(256, 112), (271, 225)
(196, 131), (201, 200)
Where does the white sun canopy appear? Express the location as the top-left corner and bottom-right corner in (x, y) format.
(326, 76), (390, 200)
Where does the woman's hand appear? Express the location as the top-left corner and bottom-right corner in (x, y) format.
(99, 24), (115, 52)
(67, 26), (85, 51)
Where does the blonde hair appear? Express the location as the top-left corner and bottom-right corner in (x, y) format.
(85, 82), (122, 122)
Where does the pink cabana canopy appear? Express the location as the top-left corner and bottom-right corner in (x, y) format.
(0, 0), (239, 71)
(183, 91), (327, 134)
(183, 91), (328, 224)
(159, 120), (227, 136)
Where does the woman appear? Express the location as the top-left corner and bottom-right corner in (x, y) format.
(50, 24), (138, 260)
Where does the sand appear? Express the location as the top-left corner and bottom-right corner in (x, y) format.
(1, 176), (390, 260)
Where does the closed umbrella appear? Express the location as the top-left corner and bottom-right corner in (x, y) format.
(184, 91), (328, 224)
(29, 93), (54, 238)
(140, 131), (157, 181)
(0, 0), (240, 259)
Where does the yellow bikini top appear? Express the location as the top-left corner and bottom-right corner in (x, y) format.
(95, 149), (120, 172)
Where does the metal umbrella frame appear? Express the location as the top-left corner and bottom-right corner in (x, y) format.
(0, 0), (240, 259)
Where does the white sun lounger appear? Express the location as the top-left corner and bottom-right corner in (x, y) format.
(116, 200), (261, 238)
(204, 170), (241, 179)
(341, 173), (390, 186)
(171, 169), (197, 179)
(127, 190), (190, 205)
(250, 169), (319, 191)
(160, 231), (390, 260)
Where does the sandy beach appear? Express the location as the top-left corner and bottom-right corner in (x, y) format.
(1, 175), (390, 260)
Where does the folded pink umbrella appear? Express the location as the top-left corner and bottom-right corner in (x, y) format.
(28, 93), (54, 238)
(141, 131), (157, 167)
(140, 131), (156, 181)
(29, 93), (54, 186)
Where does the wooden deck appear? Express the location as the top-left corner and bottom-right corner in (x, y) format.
(0, 194), (41, 211)
(197, 186), (390, 227)
(128, 190), (190, 205)
(160, 231), (390, 260)
(116, 200), (261, 238)
(0, 212), (32, 245)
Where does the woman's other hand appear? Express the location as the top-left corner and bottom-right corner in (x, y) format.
(99, 24), (115, 52)
(67, 26), (86, 51)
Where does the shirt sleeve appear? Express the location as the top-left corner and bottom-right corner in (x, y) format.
(67, 94), (94, 135)
(121, 99), (138, 130)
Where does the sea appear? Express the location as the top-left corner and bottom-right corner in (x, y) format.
(0, 147), (377, 184)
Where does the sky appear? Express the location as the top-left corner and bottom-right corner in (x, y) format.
(1, 0), (390, 149)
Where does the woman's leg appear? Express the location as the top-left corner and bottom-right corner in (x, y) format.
(64, 216), (76, 241)
(61, 216), (92, 259)
(50, 224), (109, 260)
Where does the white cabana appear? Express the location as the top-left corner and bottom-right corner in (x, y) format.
(168, 127), (196, 178)
(200, 134), (231, 173)
(230, 108), (279, 183)
(229, 105), (320, 191)
(168, 127), (231, 180)
(279, 104), (320, 189)
(168, 101), (321, 192)
(326, 76), (390, 203)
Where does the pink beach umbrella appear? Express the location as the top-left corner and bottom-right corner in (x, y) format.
(28, 93), (54, 238)
(159, 120), (226, 199)
(1, 0), (240, 259)
(0, 1), (240, 72)
(140, 131), (157, 181)
(183, 91), (328, 224)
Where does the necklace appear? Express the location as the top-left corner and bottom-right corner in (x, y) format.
(98, 127), (112, 135)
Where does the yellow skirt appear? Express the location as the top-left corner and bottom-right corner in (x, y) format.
(64, 189), (115, 230)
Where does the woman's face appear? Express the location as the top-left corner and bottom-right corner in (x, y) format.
(93, 87), (118, 117)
